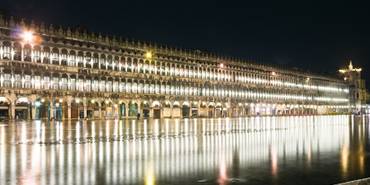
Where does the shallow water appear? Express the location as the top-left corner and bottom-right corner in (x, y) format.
(0, 115), (369, 185)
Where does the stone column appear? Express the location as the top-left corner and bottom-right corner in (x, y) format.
(83, 97), (87, 119)
(49, 100), (54, 120)
(98, 102), (102, 120)
(10, 101), (15, 120)
(125, 101), (129, 119)
(170, 104), (173, 118)
(114, 102), (119, 119)
(67, 98), (72, 120)
(137, 102), (141, 118)
(31, 104), (36, 120)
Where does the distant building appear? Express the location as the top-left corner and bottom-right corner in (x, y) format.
(339, 61), (367, 113)
(0, 15), (353, 120)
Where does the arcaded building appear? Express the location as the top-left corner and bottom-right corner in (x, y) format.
(0, 16), (350, 120)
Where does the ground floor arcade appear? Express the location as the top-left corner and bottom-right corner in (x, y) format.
(0, 93), (350, 121)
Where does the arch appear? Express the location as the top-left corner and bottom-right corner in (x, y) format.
(118, 101), (126, 119)
(15, 97), (30, 120)
(23, 44), (32, 62)
(85, 52), (92, 68)
(182, 102), (190, 118)
(0, 97), (10, 120)
(51, 47), (59, 65)
(77, 51), (84, 67)
(60, 49), (68, 66)
(34, 97), (51, 120)
(128, 101), (138, 117)
(151, 101), (161, 119)
(13, 42), (22, 61)
(142, 101), (150, 118)
(2, 41), (11, 59)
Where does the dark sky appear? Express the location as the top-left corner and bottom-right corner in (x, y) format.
(1, 0), (370, 87)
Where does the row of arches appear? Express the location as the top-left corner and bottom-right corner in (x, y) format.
(0, 96), (351, 121)
(0, 41), (348, 94)
(0, 71), (349, 104)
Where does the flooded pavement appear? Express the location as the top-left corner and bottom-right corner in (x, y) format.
(0, 115), (369, 185)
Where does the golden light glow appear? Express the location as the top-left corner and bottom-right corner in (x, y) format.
(271, 71), (276, 76)
(145, 51), (153, 59)
(219, 63), (225, 68)
(20, 30), (34, 43)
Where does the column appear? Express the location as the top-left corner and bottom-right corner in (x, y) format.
(83, 97), (87, 119)
(10, 101), (15, 120)
(31, 103), (36, 120)
(137, 101), (141, 118)
(49, 99), (54, 120)
(169, 104), (173, 118)
(67, 97), (72, 120)
(98, 102), (102, 120)
(124, 101), (129, 119)
(114, 102), (119, 119)
(21, 44), (24, 61)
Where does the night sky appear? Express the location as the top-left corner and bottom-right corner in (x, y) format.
(1, 0), (370, 87)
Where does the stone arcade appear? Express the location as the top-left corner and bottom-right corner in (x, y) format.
(0, 15), (352, 120)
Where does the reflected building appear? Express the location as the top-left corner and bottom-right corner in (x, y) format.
(0, 115), (363, 185)
(0, 15), (352, 120)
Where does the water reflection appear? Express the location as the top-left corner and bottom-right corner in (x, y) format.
(0, 115), (369, 185)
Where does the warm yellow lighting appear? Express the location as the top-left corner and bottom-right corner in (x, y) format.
(339, 69), (346, 73)
(59, 99), (63, 103)
(219, 63), (225, 68)
(20, 30), (34, 43)
(75, 98), (80, 103)
(145, 51), (153, 59)
(271, 71), (276, 76)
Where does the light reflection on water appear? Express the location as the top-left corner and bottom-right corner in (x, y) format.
(0, 115), (369, 185)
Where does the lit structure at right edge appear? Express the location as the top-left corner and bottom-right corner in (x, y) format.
(339, 61), (367, 114)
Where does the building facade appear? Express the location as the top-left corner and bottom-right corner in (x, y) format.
(0, 16), (350, 120)
(339, 61), (368, 113)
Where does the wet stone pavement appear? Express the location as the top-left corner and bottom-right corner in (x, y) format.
(0, 115), (370, 185)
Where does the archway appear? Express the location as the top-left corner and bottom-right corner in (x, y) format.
(128, 102), (138, 117)
(0, 97), (10, 120)
(142, 101), (150, 118)
(15, 97), (31, 120)
(208, 103), (215, 117)
(35, 98), (50, 120)
(87, 100), (99, 119)
(182, 102), (190, 118)
(215, 103), (222, 117)
(163, 101), (171, 118)
(152, 101), (161, 119)
(71, 99), (83, 119)
(191, 102), (198, 118)
(119, 102), (126, 119)
(172, 101), (181, 118)
(102, 100), (114, 119)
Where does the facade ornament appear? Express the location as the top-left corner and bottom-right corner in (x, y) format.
(9, 16), (15, 27)
(30, 20), (36, 29)
(58, 26), (63, 36)
(20, 18), (26, 28)
(0, 14), (4, 26)
(66, 27), (71, 37)
(49, 24), (54, 34)
(40, 22), (45, 32)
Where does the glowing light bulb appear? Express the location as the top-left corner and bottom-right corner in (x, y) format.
(20, 30), (34, 43)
